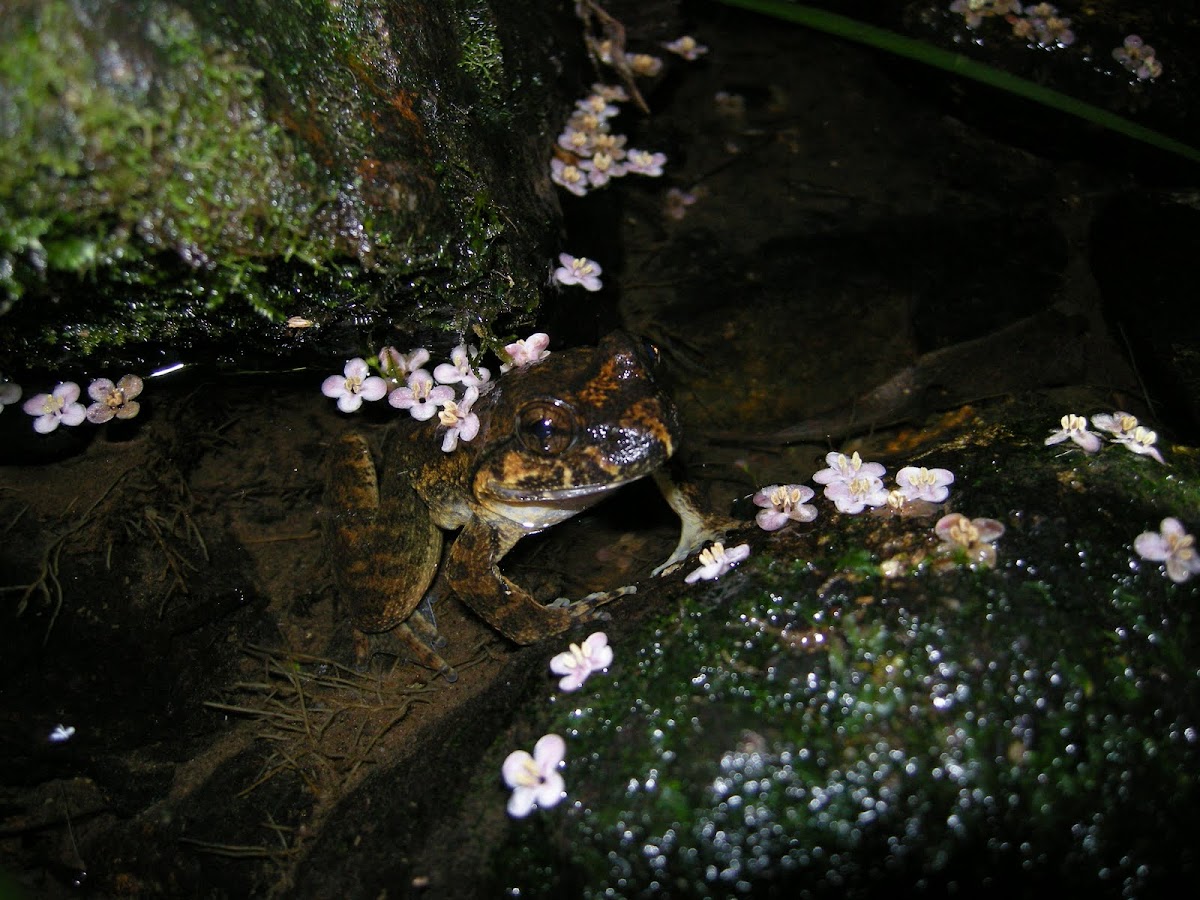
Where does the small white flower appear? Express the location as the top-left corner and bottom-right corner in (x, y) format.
(389, 370), (454, 421)
(500, 333), (551, 373)
(438, 386), (480, 452)
(935, 513), (1006, 567)
(551, 158), (589, 196)
(502, 734), (566, 818)
(823, 475), (890, 514)
(575, 93), (621, 120)
(552, 254), (603, 292)
(566, 110), (603, 135)
(321, 359), (389, 413)
(662, 35), (709, 61)
(433, 344), (491, 390)
(378, 346), (430, 385)
(1044, 414), (1101, 453)
(812, 451), (886, 488)
(894, 465), (955, 503)
(49, 724), (76, 743)
(624, 149), (667, 177)
(589, 132), (627, 160)
(1134, 517), (1200, 584)
(549, 631), (613, 692)
(557, 126), (594, 156)
(85, 374), (144, 424)
(684, 541), (751, 583)
(627, 53), (664, 77)
(0, 380), (21, 412)
(1113, 425), (1165, 464)
(580, 150), (627, 187)
(752, 484), (817, 531)
(22, 382), (87, 433)
(1091, 411), (1139, 436)
(590, 83), (629, 102)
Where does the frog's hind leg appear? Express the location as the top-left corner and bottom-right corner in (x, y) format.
(326, 433), (454, 680)
(447, 519), (623, 645)
(355, 618), (458, 683)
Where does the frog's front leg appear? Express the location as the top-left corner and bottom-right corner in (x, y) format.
(651, 466), (743, 576)
(446, 519), (617, 645)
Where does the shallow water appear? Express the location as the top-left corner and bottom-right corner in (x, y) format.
(2, 3), (1196, 897)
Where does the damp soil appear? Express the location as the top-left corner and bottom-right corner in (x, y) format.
(1, 3), (1191, 898)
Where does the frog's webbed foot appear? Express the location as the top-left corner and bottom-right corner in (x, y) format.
(355, 610), (458, 683)
(449, 521), (628, 645)
(548, 584), (637, 610)
(651, 468), (744, 576)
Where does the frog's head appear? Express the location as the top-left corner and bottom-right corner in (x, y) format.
(473, 331), (680, 531)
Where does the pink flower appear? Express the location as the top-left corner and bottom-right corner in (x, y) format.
(1044, 414), (1102, 453)
(1135, 518), (1200, 584)
(557, 126), (594, 156)
(590, 83), (629, 102)
(575, 93), (620, 120)
(552, 254), (603, 292)
(551, 158), (589, 197)
(23, 382), (87, 433)
(549, 632), (613, 692)
(894, 465), (955, 503)
(502, 734), (566, 818)
(823, 475), (889, 514)
(753, 484), (817, 531)
(433, 344), (491, 390)
(0, 380), (22, 412)
(1091, 411), (1139, 436)
(321, 359), (388, 413)
(85, 374), (144, 424)
(500, 333), (551, 373)
(627, 53), (663, 77)
(389, 370), (454, 421)
(812, 451), (886, 487)
(662, 36), (708, 61)
(580, 150), (627, 188)
(624, 149), (667, 177)
(378, 346), (429, 385)
(935, 513), (1006, 567)
(684, 541), (751, 583)
(438, 386), (480, 452)
(1113, 35), (1163, 80)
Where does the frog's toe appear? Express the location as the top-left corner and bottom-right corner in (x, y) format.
(354, 621), (458, 683)
(653, 516), (747, 577)
(552, 584), (636, 609)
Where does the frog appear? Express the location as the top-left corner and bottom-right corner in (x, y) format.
(324, 331), (727, 681)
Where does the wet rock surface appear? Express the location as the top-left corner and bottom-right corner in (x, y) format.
(2, 3), (1199, 898)
(0, 0), (579, 373)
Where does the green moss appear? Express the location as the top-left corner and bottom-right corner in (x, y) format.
(456, 5), (507, 104)
(479, 403), (1200, 896)
(0, 1), (330, 319)
(0, 0), (567, 370)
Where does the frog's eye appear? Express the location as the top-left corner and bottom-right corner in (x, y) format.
(516, 399), (577, 455)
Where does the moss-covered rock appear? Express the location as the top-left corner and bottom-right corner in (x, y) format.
(479, 398), (1200, 896)
(0, 0), (578, 373)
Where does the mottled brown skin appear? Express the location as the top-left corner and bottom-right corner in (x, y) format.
(325, 332), (723, 681)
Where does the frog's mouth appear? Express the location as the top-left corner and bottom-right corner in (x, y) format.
(480, 474), (650, 531)
(485, 473), (646, 503)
